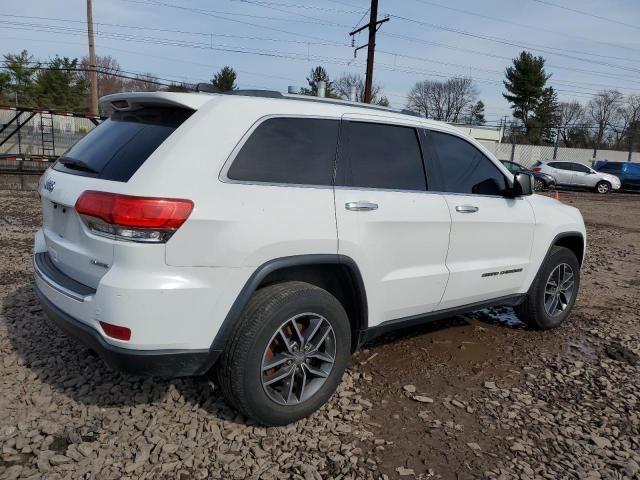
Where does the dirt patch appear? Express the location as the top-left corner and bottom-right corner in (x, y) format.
(0, 185), (639, 479)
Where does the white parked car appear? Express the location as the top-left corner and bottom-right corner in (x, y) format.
(34, 90), (586, 425)
(533, 160), (621, 194)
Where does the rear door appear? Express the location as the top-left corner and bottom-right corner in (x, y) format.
(40, 107), (193, 288)
(422, 129), (535, 308)
(334, 117), (451, 326)
(625, 163), (640, 188)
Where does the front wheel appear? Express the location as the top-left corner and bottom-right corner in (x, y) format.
(516, 246), (580, 330)
(533, 178), (546, 192)
(216, 281), (351, 425)
(595, 181), (611, 194)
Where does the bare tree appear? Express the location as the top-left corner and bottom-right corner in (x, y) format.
(406, 77), (478, 122)
(619, 95), (640, 159)
(557, 100), (584, 147)
(334, 73), (388, 106)
(587, 90), (623, 157)
(124, 73), (161, 92)
(80, 55), (125, 98)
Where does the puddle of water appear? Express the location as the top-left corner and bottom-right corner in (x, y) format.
(470, 306), (527, 328)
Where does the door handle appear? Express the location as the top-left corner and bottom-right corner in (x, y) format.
(345, 201), (378, 211)
(455, 205), (479, 213)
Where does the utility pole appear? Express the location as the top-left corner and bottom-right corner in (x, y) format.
(86, 0), (98, 115)
(349, 0), (388, 103)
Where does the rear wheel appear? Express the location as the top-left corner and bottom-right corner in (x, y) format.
(595, 181), (611, 194)
(516, 246), (580, 330)
(216, 281), (350, 425)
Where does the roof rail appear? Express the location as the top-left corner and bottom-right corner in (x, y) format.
(195, 87), (423, 119)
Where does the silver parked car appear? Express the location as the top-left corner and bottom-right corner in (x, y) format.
(533, 161), (621, 194)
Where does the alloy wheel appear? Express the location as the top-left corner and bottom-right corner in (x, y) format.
(261, 313), (336, 406)
(544, 263), (575, 317)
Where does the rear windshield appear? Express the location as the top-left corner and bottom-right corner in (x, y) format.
(53, 107), (193, 182)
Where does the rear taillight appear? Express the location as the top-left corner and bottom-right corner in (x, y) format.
(75, 191), (193, 243)
(532, 167), (541, 172)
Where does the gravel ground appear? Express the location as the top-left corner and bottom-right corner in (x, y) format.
(0, 182), (639, 479)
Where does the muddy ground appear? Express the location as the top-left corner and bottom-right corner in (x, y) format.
(0, 182), (638, 479)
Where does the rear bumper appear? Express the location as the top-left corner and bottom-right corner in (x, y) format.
(34, 283), (221, 377)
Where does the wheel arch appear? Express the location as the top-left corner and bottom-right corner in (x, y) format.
(211, 255), (368, 353)
(552, 231), (585, 266)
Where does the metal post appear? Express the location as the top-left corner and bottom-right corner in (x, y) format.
(364, 0), (379, 103)
(16, 112), (22, 156)
(87, 0), (99, 116)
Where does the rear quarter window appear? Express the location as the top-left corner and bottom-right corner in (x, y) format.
(53, 108), (192, 182)
(227, 117), (339, 186)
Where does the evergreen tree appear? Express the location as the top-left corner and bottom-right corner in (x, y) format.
(467, 100), (486, 125)
(503, 51), (550, 137)
(531, 87), (559, 145)
(211, 66), (237, 91)
(2, 50), (39, 106)
(34, 56), (89, 111)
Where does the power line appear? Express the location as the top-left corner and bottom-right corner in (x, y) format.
(116, 0), (640, 82)
(118, 0), (349, 45)
(378, 31), (640, 83)
(409, 0), (640, 55)
(0, 16), (341, 46)
(4, 19), (637, 98)
(387, 14), (640, 75)
(529, 0), (640, 31)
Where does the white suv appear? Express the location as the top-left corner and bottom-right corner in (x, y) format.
(34, 91), (586, 425)
(534, 160), (621, 194)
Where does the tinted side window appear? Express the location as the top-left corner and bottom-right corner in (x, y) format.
(336, 121), (426, 191)
(598, 163), (622, 173)
(426, 130), (506, 195)
(572, 163), (590, 173)
(53, 108), (193, 182)
(228, 117), (339, 185)
(557, 162), (576, 171)
(627, 164), (640, 175)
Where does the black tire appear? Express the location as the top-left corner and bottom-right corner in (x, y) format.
(216, 281), (351, 425)
(534, 178), (546, 192)
(595, 181), (611, 194)
(515, 246), (580, 330)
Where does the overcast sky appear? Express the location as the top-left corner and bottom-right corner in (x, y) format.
(2, 0), (639, 123)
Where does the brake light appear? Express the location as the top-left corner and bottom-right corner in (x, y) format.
(75, 191), (193, 243)
(100, 321), (131, 341)
(532, 167), (541, 172)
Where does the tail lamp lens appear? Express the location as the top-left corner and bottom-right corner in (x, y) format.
(100, 321), (131, 341)
(75, 191), (193, 243)
(532, 167), (542, 172)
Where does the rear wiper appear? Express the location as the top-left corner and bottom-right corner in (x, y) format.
(58, 157), (99, 174)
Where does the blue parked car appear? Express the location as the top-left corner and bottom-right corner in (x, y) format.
(594, 161), (640, 190)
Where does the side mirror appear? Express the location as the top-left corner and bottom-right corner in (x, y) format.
(512, 172), (533, 196)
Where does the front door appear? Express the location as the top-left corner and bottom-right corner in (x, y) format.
(570, 163), (595, 187)
(422, 129), (535, 308)
(334, 117), (451, 327)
